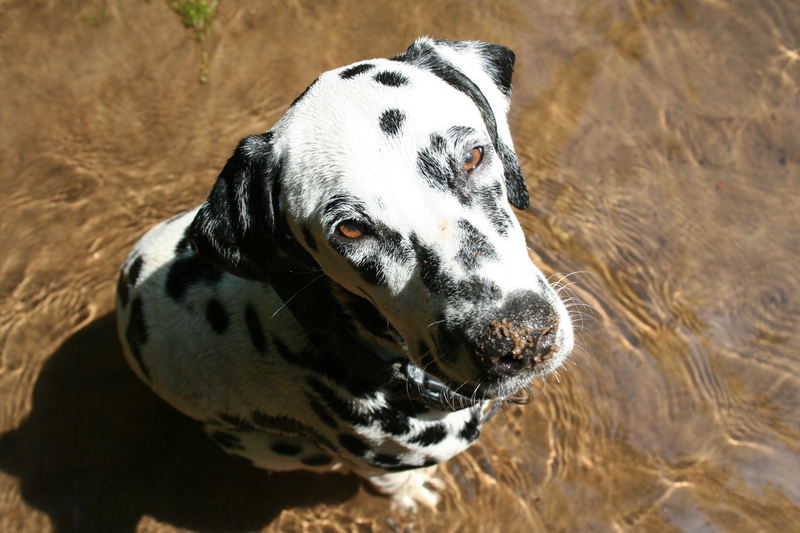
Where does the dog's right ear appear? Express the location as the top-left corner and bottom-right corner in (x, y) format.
(190, 132), (282, 281)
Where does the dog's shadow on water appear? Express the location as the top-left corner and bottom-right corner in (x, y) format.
(0, 313), (360, 533)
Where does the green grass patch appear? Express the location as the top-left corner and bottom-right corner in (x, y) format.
(171, 0), (218, 40)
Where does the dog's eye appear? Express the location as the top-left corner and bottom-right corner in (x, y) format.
(336, 220), (366, 239)
(463, 146), (484, 173)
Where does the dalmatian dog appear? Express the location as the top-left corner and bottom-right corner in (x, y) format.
(116, 37), (574, 510)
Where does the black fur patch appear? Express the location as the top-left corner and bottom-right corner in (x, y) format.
(290, 79), (317, 107)
(478, 183), (512, 236)
(210, 430), (243, 450)
(373, 407), (410, 435)
(128, 256), (144, 286)
(373, 71), (409, 87)
(175, 227), (192, 254)
(301, 454), (333, 466)
(411, 233), (451, 294)
(270, 441), (302, 456)
(205, 298), (229, 334)
(306, 393), (339, 429)
(273, 337), (305, 366)
(453, 276), (498, 303)
(165, 255), (223, 301)
(379, 108), (405, 136)
(125, 297), (151, 380)
(307, 376), (370, 427)
(455, 219), (497, 269)
(459, 411), (481, 442)
(218, 413), (256, 431)
(357, 257), (386, 286)
(387, 394), (430, 417)
(322, 194), (372, 223)
(384, 463), (425, 472)
(417, 134), (471, 205)
(117, 271), (129, 307)
(372, 453), (401, 466)
(301, 224), (317, 251)
(339, 433), (369, 457)
(340, 63), (375, 79)
(381, 228), (414, 263)
(251, 411), (335, 451)
(410, 423), (448, 446)
(244, 304), (266, 353)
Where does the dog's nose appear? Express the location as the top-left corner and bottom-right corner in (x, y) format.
(472, 292), (559, 376)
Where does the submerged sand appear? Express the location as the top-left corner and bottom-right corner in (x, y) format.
(1, 1), (798, 531)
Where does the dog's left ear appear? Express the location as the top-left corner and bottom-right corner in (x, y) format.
(190, 132), (288, 281)
(394, 38), (529, 210)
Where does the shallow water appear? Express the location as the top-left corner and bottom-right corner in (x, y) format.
(1, 0), (798, 531)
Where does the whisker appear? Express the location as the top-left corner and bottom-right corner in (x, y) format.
(270, 274), (325, 318)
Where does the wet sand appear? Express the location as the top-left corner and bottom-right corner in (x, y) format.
(1, 1), (798, 531)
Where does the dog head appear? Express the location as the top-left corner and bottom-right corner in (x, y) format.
(190, 38), (574, 399)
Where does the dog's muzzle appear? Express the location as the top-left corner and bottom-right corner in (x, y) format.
(466, 291), (560, 378)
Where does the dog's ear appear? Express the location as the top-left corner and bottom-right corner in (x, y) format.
(189, 132), (285, 281)
(393, 38), (529, 210)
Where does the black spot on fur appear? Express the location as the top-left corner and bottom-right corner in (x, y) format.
(301, 224), (318, 251)
(125, 297), (151, 380)
(290, 79), (317, 107)
(340, 63), (375, 79)
(387, 395), (430, 417)
(175, 226), (192, 254)
(205, 299), (229, 334)
(339, 433), (369, 457)
(166, 255), (223, 301)
(381, 228), (414, 263)
(273, 337), (305, 366)
(373, 71), (409, 86)
(416, 134), (472, 205)
(307, 376), (370, 427)
(211, 430), (243, 450)
(301, 454), (333, 466)
(478, 183), (512, 236)
(307, 394), (338, 429)
(453, 276), (499, 303)
(373, 407), (410, 435)
(357, 257), (386, 285)
(128, 256), (144, 286)
(218, 413), (256, 431)
(244, 304), (266, 353)
(251, 411), (335, 451)
(373, 453), (401, 466)
(410, 423), (448, 446)
(379, 108), (405, 136)
(459, 411), (481, 442)
(116, 271), (129, 307)
(270, 440), (302, 456)
(411, 233), (451, 294)
(456, 219), (496, 270)
(384, 463), (424, 472)
(423, 456), (438, 467)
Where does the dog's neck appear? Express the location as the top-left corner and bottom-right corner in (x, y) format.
(261, 246), (482, 410)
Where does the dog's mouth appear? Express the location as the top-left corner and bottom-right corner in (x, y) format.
(387, 359), (535, 420)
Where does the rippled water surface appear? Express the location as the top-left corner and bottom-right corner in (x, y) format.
(1, 1), (798, 531)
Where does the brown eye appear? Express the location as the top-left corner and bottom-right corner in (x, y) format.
(463, 146), (484, 173)
(336, 220), (366, 239)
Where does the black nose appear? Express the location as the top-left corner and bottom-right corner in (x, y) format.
(471, 292), (559, 376)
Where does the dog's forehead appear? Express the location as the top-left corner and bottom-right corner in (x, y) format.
(287, 62), (491, 163)
(278, 59), (491, 221)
